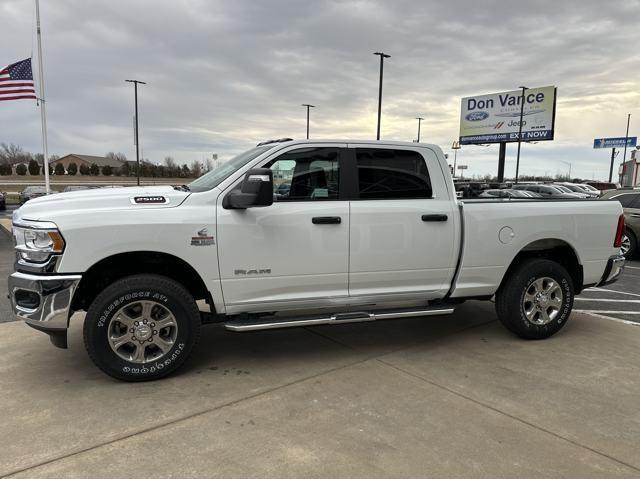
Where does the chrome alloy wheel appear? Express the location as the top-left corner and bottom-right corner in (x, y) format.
(620, 233), (631, 256)
(522, 277), (563, 325)
(108, 300), (178, 364)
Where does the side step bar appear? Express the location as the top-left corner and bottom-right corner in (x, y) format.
(224, 306), (455, 332)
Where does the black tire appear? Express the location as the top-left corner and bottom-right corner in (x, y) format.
(495, 259), (574, 339)
(83, 274), (201, 381)
(622, 228), (637, 260)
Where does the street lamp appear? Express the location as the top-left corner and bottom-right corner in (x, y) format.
(301, 104), (315, 139)
(373, 52), (390, 140)
(514, 86), (527, 184)
(451, 140), (461, 178)
(125, 79), (146, 186)
(415, 117), (424, 142)
(558, 159), (572, 179)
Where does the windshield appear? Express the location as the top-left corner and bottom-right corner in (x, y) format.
(188, 145), (274, 192)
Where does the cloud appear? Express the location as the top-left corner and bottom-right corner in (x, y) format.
(0, 0), (638, 179)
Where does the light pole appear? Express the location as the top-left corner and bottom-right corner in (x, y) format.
(514, 86), (527, 184)
(415, 117), (424, 142)
(622, 113), (631, 164)
(558, 159), (572, 179)
(301, 104), (315, 139)
(451, 140), (461, 178)
(373, 52), (390, 140)
(125, 79), (146, 186)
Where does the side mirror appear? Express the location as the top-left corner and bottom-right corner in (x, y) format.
(223, 168), (274, 209)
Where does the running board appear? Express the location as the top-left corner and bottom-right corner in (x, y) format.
(224, 306), (455, 332)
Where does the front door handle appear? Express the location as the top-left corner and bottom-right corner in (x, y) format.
(312, 216), (342, 225)
(421, 214), (448, 222)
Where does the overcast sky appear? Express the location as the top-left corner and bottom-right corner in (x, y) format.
(1, 0), (639, 179)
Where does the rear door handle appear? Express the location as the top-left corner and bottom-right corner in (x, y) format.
(631, 214), (640, 218)
(421, 214), (448, 222)
(312, 216), (342, 224)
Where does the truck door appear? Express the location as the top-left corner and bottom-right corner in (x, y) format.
(348, 146), (458, 298)
(216, 144), (350, 313)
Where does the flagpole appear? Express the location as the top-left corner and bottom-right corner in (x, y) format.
(35, 0), (50, 194)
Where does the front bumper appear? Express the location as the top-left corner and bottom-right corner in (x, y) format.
(596, 255), (625, 287)
(8, 272), (81, 348)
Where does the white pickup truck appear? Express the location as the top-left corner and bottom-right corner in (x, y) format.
(9, 139), (626, 381)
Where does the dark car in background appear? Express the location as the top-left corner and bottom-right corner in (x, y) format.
(19, 186), (49, 204)
(0, 192), (6, 210)
(601, 189), (640, 259)
(585, 181), (618, 192)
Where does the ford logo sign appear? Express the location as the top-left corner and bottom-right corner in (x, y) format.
(465, 111), (489, 121)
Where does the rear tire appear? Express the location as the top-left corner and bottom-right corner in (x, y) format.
(83, 274), (201, 381)
(621, 228), (637, 259)
(495, 259), (574, 339)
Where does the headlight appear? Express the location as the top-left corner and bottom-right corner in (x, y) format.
(13, 222), (65, 263)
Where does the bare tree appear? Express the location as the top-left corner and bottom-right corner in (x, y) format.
(105, 152), (127, 163)
(0, 143), (29, 164)
(190, 160), (202, 178)
(164, 156), (176, 169)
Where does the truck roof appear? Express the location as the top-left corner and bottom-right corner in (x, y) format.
(257, 138), (440, 149)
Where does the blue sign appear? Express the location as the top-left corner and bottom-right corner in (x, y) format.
(593, 137), (637, 149)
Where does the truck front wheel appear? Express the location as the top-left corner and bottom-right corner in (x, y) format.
(83, 274), (201, 381)
(495, 259), (574, 339)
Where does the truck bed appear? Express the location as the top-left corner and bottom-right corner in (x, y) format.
(450, 198), (622, 298)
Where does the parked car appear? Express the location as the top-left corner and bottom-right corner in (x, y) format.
(553, 183), (592, 198)
(0, 192), (5, 211)
(561, 183), (599, 197)
(600, 189), (640, 258)
(479, 189), (533, 199)
(585, 181), (618, 192)
(19, 186), (48, 204)
(9, 139), (625, 381)
(63, 185), (96, 193)
(512, 184), (582, 198)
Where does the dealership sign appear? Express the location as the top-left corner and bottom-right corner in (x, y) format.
(593, 137), (637, 149)
(459, 86), (557, 145)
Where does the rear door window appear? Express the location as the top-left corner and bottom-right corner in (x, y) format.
(355, 148), (432, 199)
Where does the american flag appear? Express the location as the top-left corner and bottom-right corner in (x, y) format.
(0, 58), (37, 102)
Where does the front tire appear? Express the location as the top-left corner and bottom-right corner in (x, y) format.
(83, 274), (201, 381)
(495, 259), (574, 339)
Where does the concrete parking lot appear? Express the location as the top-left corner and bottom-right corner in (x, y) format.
(0, 228), (639, 477)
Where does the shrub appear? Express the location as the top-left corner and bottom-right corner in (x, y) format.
(54, 163), (65, 175)
(0, 163), (12, 175)
(16, 164), (27, 175)
(28, 159), (40, 175)
(79, 164), (90, 175)
(67, 162), (78, 176)
(90, 163), (100, 176)
(101, 165), (112, 176)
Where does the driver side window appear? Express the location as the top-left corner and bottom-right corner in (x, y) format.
(266, 147), (340, 201)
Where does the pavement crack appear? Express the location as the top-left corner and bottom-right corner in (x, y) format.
(375, 358), (640, 475)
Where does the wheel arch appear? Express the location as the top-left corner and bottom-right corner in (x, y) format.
(500, 238), (584, 294)
(71, 251), (213, 313)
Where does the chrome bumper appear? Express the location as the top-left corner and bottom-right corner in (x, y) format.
(8, 272), (81, 347)
(597, 255), (625, 287)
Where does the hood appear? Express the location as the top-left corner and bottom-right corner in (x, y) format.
(17, 185), (191, 222)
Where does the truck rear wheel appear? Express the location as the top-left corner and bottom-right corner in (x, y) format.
(495, 259), (574, 339)
(83, 274), (201, 381)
